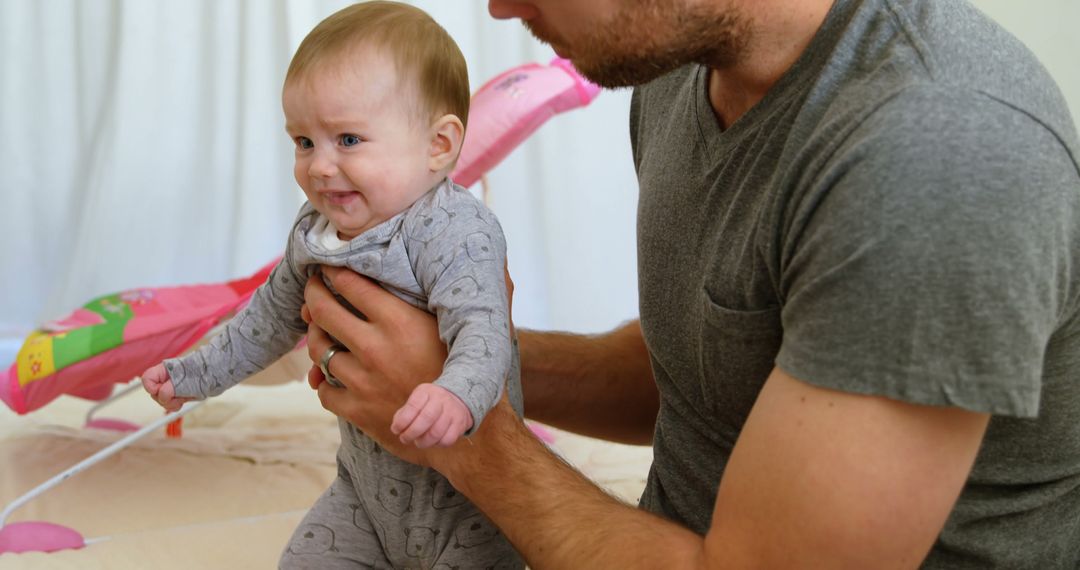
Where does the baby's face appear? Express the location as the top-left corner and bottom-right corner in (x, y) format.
(283, 49), (436, 240)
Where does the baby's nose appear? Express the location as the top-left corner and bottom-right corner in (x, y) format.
(309, 152), (338, 178)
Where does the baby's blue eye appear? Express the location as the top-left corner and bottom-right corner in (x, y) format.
(341, 134), (361, 147)
(295, 137), (313, 150)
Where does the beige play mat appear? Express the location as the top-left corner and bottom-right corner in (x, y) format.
(0, 372), (651, 569)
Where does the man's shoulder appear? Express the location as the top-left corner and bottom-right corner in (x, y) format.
(800, 0), (1080, 187)
(870, 0), (1077, 153)
(832, 82), (1078, 182)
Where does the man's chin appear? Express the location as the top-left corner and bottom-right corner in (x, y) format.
(568, 57), (666, 89)
(525, 21), (569, 57)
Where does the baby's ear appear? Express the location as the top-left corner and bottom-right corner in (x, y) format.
(428, 114), (465, 172)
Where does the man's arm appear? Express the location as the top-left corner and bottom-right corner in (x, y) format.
(704, 369), (988, 568)
(305, 268), (989, 569)
(519, 322), (658, 444)
(433, 368), (988, 569)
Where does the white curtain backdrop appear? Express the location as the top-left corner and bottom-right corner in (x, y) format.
(1, 1), (1077, 368)
(0, 0), (642, 365)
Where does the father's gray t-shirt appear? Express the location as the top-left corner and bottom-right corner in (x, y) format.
(631, 0), (1080, 565)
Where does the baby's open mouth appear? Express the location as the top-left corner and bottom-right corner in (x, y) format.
(325, 191), (360, 206)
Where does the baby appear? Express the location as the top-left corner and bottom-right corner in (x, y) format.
(140, 2), (523, 568)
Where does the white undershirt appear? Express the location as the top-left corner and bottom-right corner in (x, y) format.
(307, 216), (348, 251)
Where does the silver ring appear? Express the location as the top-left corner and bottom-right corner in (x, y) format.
(319, 343), (348, 387)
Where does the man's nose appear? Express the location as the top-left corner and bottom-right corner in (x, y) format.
(488, 0), (538, 21)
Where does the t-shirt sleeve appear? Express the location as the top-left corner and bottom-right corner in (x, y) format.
(775, 86), (1080, 418)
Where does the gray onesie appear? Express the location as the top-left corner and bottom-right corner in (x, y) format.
(165, 178), (524, 569)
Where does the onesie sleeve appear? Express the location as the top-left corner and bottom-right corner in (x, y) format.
(404, 190), (512, 433)
(163, 220), (310, 399)
(775, 86), (1080, 418)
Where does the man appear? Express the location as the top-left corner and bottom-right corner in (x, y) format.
(303, 0), (1080, 566)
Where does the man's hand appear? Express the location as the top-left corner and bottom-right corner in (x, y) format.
(302, 266), (448, 463)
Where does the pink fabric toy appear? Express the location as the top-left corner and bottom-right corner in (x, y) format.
(0, 261), (276, 415)
(451, 57), (601, 188)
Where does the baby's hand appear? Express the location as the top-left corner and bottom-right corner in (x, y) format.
(140, 363), (192, 413)
(391, 384), (474, 448)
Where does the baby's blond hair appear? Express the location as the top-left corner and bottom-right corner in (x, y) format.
(285, 1), (469, 130)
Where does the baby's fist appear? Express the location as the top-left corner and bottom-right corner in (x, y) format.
(391, 384), (474, 448)
(140, 363), (189, 412)
(141, 363), (169, 395)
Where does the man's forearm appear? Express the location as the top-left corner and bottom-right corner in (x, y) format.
(519, 320), (658, 444)
(440, 404), (705, 570)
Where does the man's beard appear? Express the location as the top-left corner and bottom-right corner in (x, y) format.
(526, 1), (749, 88)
